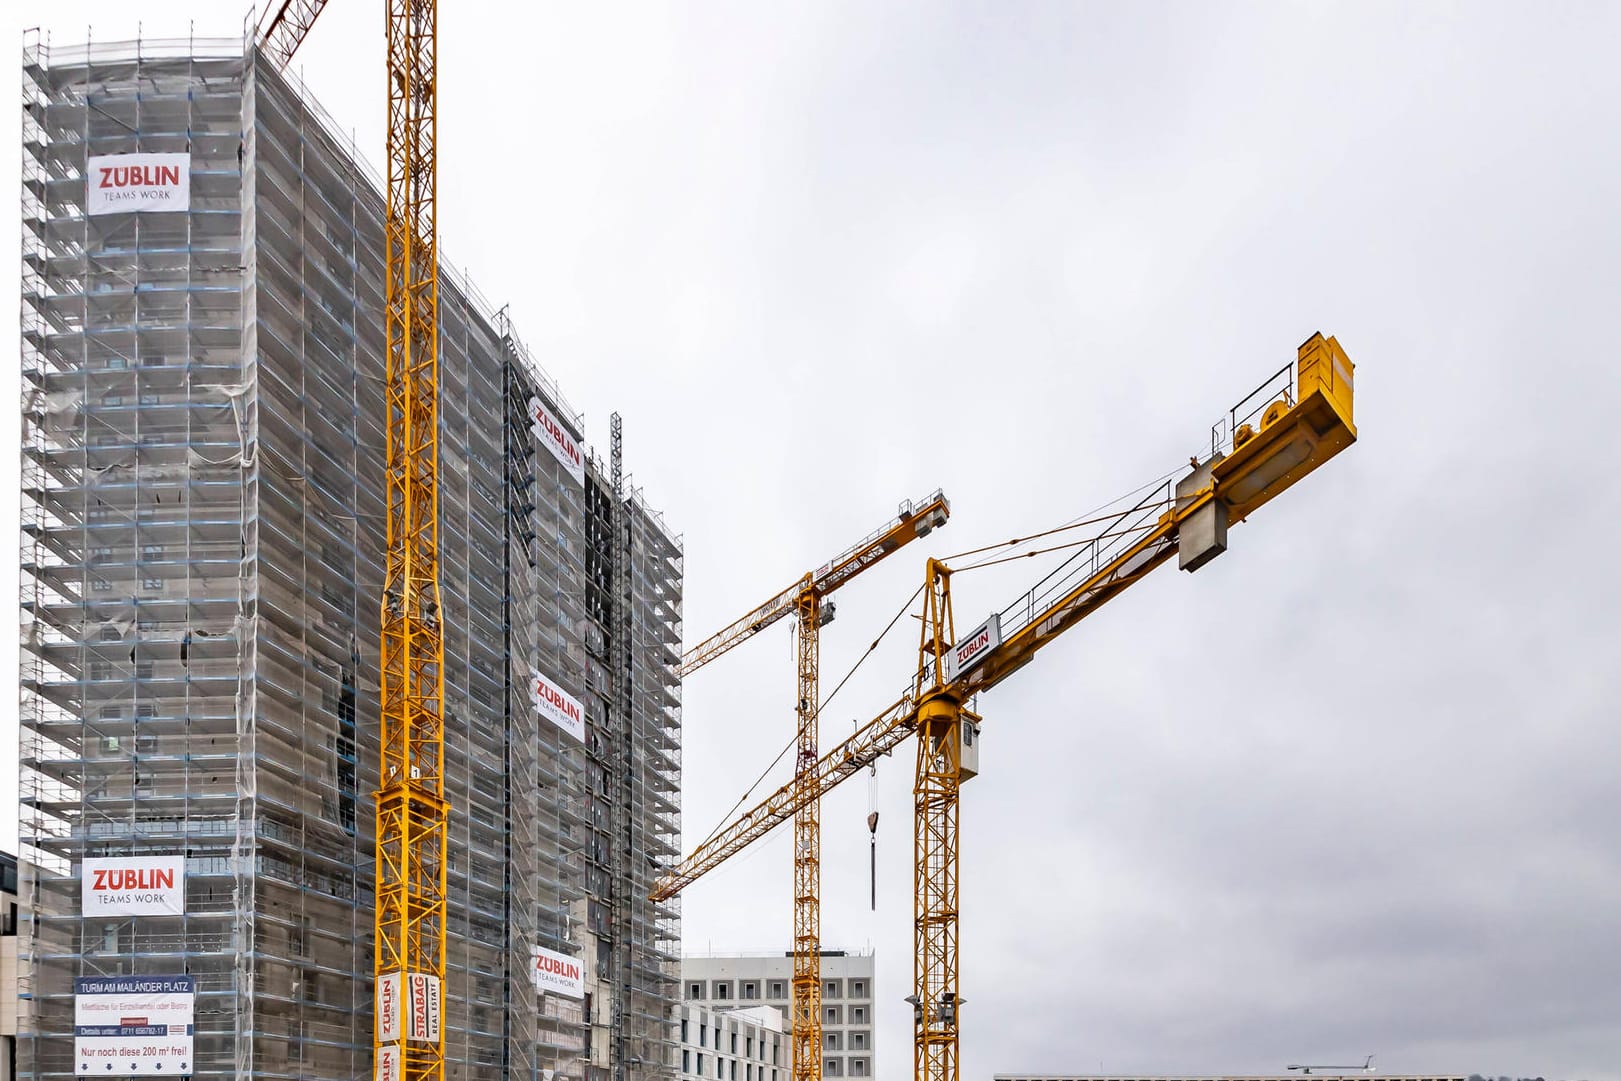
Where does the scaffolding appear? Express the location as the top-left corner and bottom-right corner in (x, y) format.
(18, 30), (681, 1081)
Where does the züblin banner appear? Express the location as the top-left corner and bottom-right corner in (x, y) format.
(74, 975), (194, 1076)
(87, 154), (190, 216)
(527, 397), (585, 485)
(82, 855), (185, 917)
(532, 671), (585, 745)
(531, 944), (585, 999)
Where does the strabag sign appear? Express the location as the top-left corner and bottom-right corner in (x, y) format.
(82, 855), (185, 917)
(74, 975), (194, 1076)
(528, 397), (585, 485)
(406, 973), (441, 1043)
(87, 154), (190, 216)
(532, 671), (585, 744)
(531, 944), (585, 999)
(944, 613), (1001, 682)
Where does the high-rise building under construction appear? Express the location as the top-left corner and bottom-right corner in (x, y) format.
(18, 31), (682, 1081)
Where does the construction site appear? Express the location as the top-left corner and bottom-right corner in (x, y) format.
(29, 5), (1554, 1081)
(19, 24), (681, 1081)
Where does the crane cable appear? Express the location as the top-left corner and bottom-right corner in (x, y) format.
(939, 465), (1184, 566)
(690, 578), (928, 854)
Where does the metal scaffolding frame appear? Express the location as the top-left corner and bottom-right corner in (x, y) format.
(18, 30), (681, 1081)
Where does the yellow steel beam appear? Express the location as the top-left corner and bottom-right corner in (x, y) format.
(257, 0), (332, 69)
(792, 592), (823, 1081)
(679, 491), (949, 678)
(377, 6), (445, 1081)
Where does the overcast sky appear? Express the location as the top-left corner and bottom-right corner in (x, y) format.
(6, 2), (1621, 1078)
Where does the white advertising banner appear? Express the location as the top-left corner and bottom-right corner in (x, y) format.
(376, 1044), (403, 1081)
(944, 613), (1002, 682)
(531, 945), (585, 999)
(376, 972), (403, 1043)
(532, 672), (585, 745)
(82, 855), (185, 917)
(74, 975), (194, 1076)
(406, 973), (441, 1043)
(528, 397), (585, 485)
(87, 154), (190, 216)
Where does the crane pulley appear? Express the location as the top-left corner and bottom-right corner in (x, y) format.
(656, 332), (1359, 1081)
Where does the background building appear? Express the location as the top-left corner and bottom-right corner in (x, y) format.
(18, 31), (680, 1081)
(2, 851), (18, 1081)
(675, 1004), (783, 1081)
(992, 1076), (1465, 1081)
(681, 953), (874, 1080)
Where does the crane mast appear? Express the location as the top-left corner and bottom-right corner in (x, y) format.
(654, 333), (1359, 1081)
(258, 4), (447, 1081)
(376, 7), (446, 1081)
(682, 492), (950, 1081)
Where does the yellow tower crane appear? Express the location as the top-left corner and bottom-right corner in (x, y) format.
(682, 492), (951, 1081)
(655, 333), (1359, 1081)
(260, 5), (445, 1081)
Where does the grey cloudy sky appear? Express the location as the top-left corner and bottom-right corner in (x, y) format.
(6, 1), (1621, 1077)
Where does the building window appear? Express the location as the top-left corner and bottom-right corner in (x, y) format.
(851, 1061), (867, 1078)
(851, 1007), (865, 1025)
(690, 983), (705, 1000)
(742, 981), (758, 1000)
(746, 1038), (753, 1058)
(682, 1052), (690, 1073)
(769, 981), (785, 999)
(700, 1025), (707, 1048)
(824, 1060), (841, 1078)
(730, 1034), (737, 1054)
(681, 1020), (688, 1043)
(824, 1033), (841, 1051)
(730, 1062), (736, 1081)
(851, 1033), (865, 1050)
(716, 1058), (724, 1080)
(824, 980), (841, 999)
(851, 980), (865, 998)
(824, 1006), (840, 1026)
(697, 1055), (705, 1075)
(715, 982), (731, 1000)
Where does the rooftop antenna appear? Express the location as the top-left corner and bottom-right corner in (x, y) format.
(1288, 1056), (1375, 1075)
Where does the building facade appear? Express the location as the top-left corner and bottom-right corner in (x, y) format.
(2, 851), (18, 1081)
(675, 1004), (784, 1081)
(681, 954), (874, 1080)
(18, 32), (680, 1081)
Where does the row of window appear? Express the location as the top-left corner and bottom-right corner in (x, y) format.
(677, 1056), (869, 1081)
(680, 1053), (783, 1081)
(680, 1020), (779, 1062)
(688, 978), (869, 1002)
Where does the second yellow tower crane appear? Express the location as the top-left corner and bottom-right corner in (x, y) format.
(657, 333), (1360, 1081)
(682, 491), (950, 1081)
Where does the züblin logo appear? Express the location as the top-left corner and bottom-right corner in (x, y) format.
(97, 164), (182, 189)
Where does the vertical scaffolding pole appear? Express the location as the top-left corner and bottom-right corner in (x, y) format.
(610, 414), (632, 1081)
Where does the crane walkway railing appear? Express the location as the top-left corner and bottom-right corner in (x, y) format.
(993, 480), (1176, 647)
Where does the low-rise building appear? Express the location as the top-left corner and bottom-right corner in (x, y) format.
(676, 1003), (785, 1081)
(682, 952), (875, 1079)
